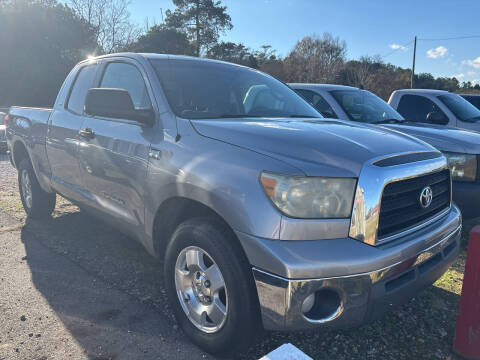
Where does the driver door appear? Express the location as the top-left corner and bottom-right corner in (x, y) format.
(77, 59), (156, 230)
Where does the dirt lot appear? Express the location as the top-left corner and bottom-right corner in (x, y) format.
(0, 154), (477, 360)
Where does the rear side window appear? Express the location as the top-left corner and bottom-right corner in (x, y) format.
(67, 65), (97, 114)
(462, 96), (480, 111)
(397, 94), (445, 123)
(100, 62), (152, 110)
(295, 89), (337, 118)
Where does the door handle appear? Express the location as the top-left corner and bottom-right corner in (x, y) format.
(78, 128), (95, 139)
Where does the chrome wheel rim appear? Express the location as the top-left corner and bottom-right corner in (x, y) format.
(20, 169), (32, 209)
(174, 246), (228, 333)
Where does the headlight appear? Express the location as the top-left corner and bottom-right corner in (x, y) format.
(444, 152), (477, 182)
(260, 172), (356, 218)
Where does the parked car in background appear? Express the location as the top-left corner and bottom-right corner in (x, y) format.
(0, 111), (7, 153)
(461, 94), (480, 110)
(290, 84), (480, 219)
(388, 89), (480, 132)
(6, 54), (461, 355)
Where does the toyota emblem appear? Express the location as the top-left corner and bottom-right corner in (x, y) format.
(419, 186), (433, 209)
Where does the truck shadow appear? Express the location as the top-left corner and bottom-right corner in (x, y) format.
(20, 210), (213, 359)
(20, 209), (464, 360)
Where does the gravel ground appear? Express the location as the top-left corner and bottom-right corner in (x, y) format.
(0, 154), (477, 360)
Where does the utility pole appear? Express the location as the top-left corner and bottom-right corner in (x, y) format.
(411, 35), (417, 89)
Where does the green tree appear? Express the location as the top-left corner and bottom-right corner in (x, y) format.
(165, 0), (232, 57)
(0, 0), (97, 106)
(206, 41), (253, 66)
(125, 25), (194, 55)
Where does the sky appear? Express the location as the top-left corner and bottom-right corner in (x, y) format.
(129, 0), (480, 84)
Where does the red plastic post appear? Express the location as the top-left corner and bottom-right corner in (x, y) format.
(454, 225), (480, 359)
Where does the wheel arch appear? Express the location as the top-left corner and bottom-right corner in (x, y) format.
(12, 140), (29, 169)
(152, 196), (247, 262)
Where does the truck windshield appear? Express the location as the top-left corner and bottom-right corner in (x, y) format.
(438, 93), (480, 122)
(150, 59), (320, 120)
(330, 89), (404, 123)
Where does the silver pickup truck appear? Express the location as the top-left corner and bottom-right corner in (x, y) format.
(6, 53), (461, 355)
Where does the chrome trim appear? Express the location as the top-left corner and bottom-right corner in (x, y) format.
(349, 152), (449, 246)
(253, 223), (461, 330)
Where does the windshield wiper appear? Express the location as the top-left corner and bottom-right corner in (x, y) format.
(374, 118), (405, 124)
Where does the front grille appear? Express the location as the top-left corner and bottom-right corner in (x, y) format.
(377, 169), (451, 239)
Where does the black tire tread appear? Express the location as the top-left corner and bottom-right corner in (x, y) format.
(164, 217), (261, 356)
(18, 158), (56, 219)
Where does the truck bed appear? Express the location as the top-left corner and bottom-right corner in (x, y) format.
(7, 106), (53, 187)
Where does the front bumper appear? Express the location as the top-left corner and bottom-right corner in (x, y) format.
(452, 181), (480, 219)
(238, 205), (461, 331)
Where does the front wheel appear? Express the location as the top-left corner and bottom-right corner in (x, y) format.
(164, 218), (261, 355)
(18, 158), (56, 219)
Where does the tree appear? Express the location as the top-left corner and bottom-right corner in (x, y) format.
(68, 0), (139, 53)
(165, 0), (232, 57)
(341, 55), (383, 88)
(0, 0), (97, 106)
(283, 33), (346, 83)
(207, 41), (254, 66)
(125, 25), (194, 55)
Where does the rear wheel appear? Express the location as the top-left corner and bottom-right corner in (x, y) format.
(164, 218), (260, 355)
(18, 158), (56, 219)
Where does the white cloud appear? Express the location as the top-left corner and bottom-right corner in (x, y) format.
(453, 73), (465, 79)
(389, 43), (408, 51)
(467, 71), (477, 76)
(427, 46), (448, 59)
(462, 56), (480, 69)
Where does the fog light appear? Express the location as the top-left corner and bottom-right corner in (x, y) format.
(302, 289), (342, 322)
(301, 293), (315, 314)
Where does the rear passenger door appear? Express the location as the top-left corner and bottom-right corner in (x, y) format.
(77, 59), (156, 230)
(47, 62), (98, 202)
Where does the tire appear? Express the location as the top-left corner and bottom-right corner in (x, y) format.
(18, 158), (56, 219)
(164, 218), (261, 356)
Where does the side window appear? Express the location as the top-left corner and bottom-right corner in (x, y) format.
(67, 65), (97, 114)
(397, 94), (445, 123)
(101, 62), (151, 110)
(295, 89), (338, 118)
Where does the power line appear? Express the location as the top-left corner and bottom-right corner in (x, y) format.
(418, 35), (480, 41)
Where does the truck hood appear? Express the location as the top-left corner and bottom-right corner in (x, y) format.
(191, 118), (436, 177)
(385, 123), (480, 154)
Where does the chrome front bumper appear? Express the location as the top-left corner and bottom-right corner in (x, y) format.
(243, 205), (461, 331)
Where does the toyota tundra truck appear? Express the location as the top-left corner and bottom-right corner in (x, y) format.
(5, 53), (462, 355)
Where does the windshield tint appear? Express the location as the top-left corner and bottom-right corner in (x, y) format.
(150, 59), (320, 120)
(330, 89), (404, 123)
(438, 93), (480, 122)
